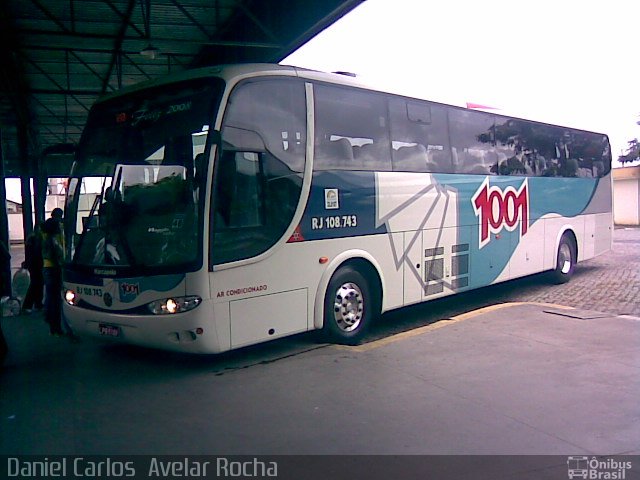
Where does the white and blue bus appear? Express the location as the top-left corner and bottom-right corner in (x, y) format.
(62, 64), (613, 353)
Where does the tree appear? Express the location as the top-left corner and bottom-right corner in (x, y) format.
(618, 138), (640, 165)
(618, 117), (640, 165)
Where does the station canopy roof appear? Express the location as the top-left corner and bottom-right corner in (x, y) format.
(0, 0), (363, 177)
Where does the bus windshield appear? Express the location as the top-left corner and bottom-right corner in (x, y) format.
(65, 77), (224, 273)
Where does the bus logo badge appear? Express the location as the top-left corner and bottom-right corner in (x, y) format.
(324, 189), (339, 209)
(120, 282), (140, 301)
(472, 177), (529, 248)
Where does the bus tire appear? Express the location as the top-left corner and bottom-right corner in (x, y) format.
(323, 266), (375, 345)
(551, 233), (576, 284)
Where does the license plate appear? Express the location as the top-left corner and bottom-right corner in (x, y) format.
(98, 324), (120, 337)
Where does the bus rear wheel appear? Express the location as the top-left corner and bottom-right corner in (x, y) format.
(551, 234), (576, 284)
(323, 266), (375, 345)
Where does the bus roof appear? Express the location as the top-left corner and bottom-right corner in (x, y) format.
(94, 63), (374, 103)
(93, 63), (609, 139)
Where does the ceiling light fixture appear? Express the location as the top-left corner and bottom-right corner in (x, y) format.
(140, 44), (160, 60)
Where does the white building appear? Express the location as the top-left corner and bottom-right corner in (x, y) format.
(613, 165), (640, 226)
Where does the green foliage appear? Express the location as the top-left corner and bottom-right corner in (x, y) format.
(618, 138), (640, 164)
(618, 116), (640, 164)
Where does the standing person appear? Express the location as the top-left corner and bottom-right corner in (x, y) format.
(48, 208), (77, 340)
(50, 208), (65, 248)
(51, 207), (64, 223)
(50, 207), (65, 247)
(0, 240), (10, 364)
(0, 309), (6, 364)
(42, 218), (64, 336)
(22, 223), (44, 313)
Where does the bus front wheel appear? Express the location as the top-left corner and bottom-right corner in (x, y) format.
(551, 234), (577, 284)
(323, 266), (375, 345)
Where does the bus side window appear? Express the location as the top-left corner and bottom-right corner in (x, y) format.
(222, 152), (263, 229)
(492, 118), (546, 176)
(392, 143), (430, 172)
(488, 119), (611, 178)
(389, 98), (452, 173)
(314, 136), (354, 170)
(314, 84), (391, 171)
(448, 109), (497, 175)
(212, 78), (306, 265)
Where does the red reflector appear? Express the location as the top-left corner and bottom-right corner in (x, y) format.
(319, 257), (329, 264)
(195, 328), (204, 335)
(287, 225), (305, 243)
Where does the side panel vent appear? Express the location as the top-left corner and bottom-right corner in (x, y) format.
(452, 277), (469, 289)
(452, 255), (469, 276)
(425, 283), (444, 296)
(425, 247), (445, 257)
(452, 243), (469, 253)
(425, 258), (444, 282)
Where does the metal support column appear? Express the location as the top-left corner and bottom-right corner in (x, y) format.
(18, 124), (33, 240)
(0, 127), (12, 296)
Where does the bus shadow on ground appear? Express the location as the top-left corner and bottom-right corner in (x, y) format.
(95, 329), (324, 375)
(370, 266), (598, 340)
(86, 264), (607, 373)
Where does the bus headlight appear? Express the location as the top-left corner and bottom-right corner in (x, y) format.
(147, 296), (202, 315)
(65, 289), (77, 305)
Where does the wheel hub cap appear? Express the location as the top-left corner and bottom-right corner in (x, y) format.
(333, 282), (364, 332)
(559, 244), (572, 274)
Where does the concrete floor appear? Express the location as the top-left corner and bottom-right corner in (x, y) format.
(1, 302), (638, 459)
(2, 230), (639, 479)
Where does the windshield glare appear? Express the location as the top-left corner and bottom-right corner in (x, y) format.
(65, 78), (223, 272)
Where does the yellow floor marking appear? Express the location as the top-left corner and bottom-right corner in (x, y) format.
(334, 302), (574, 352)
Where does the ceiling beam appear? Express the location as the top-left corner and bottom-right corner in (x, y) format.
(20, 53), (91, 112)
(69, 0), (75, 32)
(37, 125), (67, 144)
(3, 0), (359, 157)
(101, 0), (136, 94)
(69, 50), (117, 92)
(29, 0), (70, 33)
(104, 0), (146, 39)
(168, 0), (211, 40)
(29, 88), (102, 96)
(0, 3), (37, 154)
(20, 43), (197, 60)
(121, 52), (153, 80)
(237, 1), (280, 44)
(30, 94), (85, 131)
(18, 30), (280, 51)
